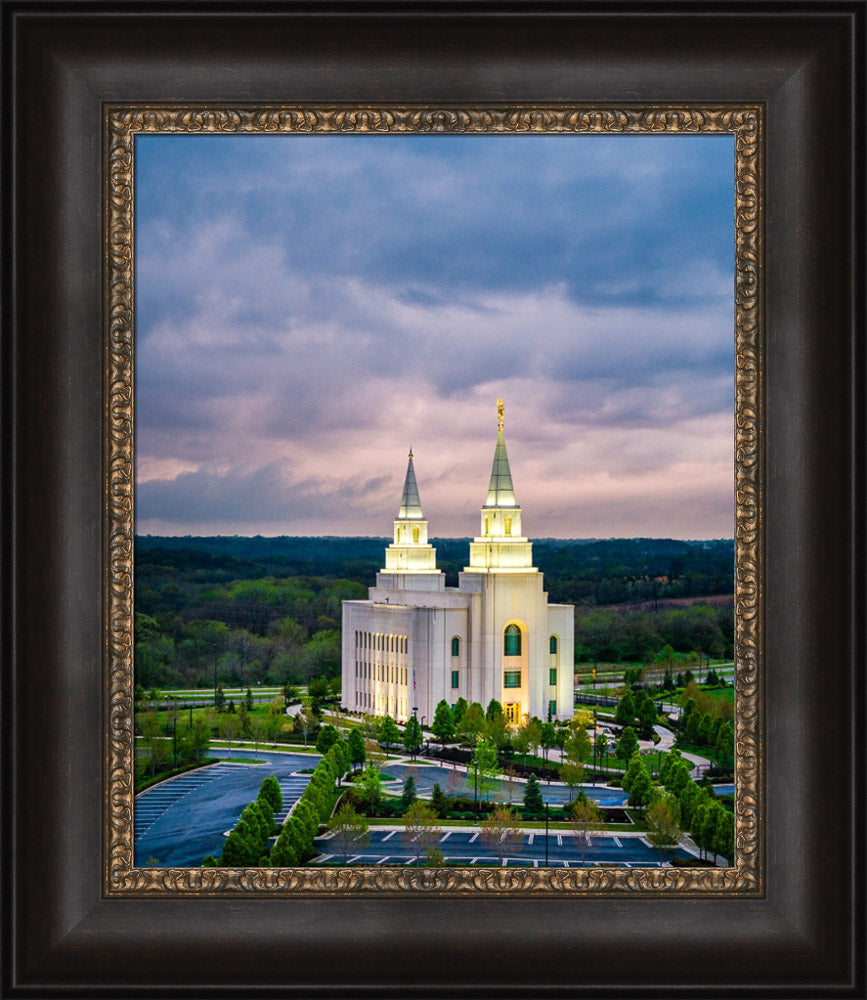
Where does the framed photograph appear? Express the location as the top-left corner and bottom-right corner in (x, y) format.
(3, 2), (863, 995)
(118, 108), (755, 893)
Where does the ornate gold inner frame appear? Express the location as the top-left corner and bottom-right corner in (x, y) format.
(105, 104), (762, 896)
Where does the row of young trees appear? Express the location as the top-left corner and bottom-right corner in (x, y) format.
(658, 752), (734, 862)
(203, 775), (283, 867)
(269, 741), (352, 866)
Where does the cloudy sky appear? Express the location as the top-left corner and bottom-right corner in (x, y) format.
(135, 133), (734, 540)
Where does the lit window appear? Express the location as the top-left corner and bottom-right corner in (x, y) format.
(451, 670), (459, 689)
(484, 516), (489, 535)
(504, 624), (521, 656)
(549, 668), (557, 686)
(504, 670), (521, 688)
(413, 525), (419, 543)
(451, 636), (460, 657)
(549, 635), (558, 654)
(504, 514), (512, 535)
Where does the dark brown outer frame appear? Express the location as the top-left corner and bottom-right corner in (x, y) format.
(2, 3), (864, 996)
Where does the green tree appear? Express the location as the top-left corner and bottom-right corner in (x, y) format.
(214, 682), (226, 712)
(315, 724), (339, 754)
(560, 760), (585, 805)
(430, 782), (448, 817)
(250, 714), (267, 754)
(401, 800), (441, 865)
(615, 691), (636, 727)
(431, 700), (456, 748)
(570, 796), (604, 866)
(378, 715), (400, 756)
(217, 711), (241, 753)
(486, 699), (503, 723)
(469, 735), (500, 807)
(258, 774), (283, 816)
(139, 709), (169, 778)
(457, 701), (485, 744)
(540, 722), (557, 761)
(629, 769), (655, 813)
(711, 802), (735, 864)
(400, 773), (418, 810)
(452, 697), (468, 726)
(294, 707), (316, 748)
(403, 714), (422, 758)
(328, 802), (370, 863)
(637, 698), (659, 740)
(360, 767), (383, 809)
(616, 726), (639, 763)
(645, 793), (682, 863)
(565, 726), (592, 766)
(270, 825), (299, 867)
(479, 806), (524, 865)
(522, 773), (544, 816)
(522, 718), (543, 764)
(245, 686), (254, 711)
(621, 752), (643, 794)
(347, 727), (366, 772)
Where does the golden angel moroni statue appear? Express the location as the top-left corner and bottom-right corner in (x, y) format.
(497, 398), (504, 431)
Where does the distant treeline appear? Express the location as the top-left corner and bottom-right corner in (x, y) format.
(134, 536), (734, 691)
(136, 535), (733, 607)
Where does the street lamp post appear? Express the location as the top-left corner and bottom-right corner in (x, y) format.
(412, 707), (418, 762)
(473, 761), (479, 813)
(545, 802), (549, 867)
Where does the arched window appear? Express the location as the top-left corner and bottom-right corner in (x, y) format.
(504, 624), (521, 656)
(451, 637), (460, 657)
(549, 635), (558, 654)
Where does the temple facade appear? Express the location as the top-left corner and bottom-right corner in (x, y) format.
(341, 403), (574, 726)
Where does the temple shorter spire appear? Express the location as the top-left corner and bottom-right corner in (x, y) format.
(398, 450), (424, 519)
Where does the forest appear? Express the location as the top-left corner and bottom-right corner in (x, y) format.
(134, 535), (734, 691)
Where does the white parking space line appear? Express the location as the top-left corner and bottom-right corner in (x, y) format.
(528, 834), (534, 845)
(557, 835), (563, 846)
(440, 832), (451, 842)
(382, 830), (395, 841)
(377, 857), (390, 864)
(614, 837), (622, 847)
(469, 832), (479, 843)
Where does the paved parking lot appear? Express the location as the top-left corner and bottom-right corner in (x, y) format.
(134, 749), (319, 867)
(313, 827), (693, 867)
(382, 761), (629, 807)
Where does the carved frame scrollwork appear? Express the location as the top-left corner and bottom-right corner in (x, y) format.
(104, 104), (763, 896)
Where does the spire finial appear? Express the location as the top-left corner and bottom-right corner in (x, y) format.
(497, 398), (504, 432)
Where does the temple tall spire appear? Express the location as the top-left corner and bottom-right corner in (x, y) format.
(485, 401), (517, 508)
(465, 400), (536, 572)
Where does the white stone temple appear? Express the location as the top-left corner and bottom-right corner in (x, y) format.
(341, 402), (574, 725)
